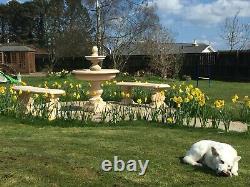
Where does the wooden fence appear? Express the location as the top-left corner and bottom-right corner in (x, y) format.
(35, 50), (250, 81)
(180, 50), (250, 81)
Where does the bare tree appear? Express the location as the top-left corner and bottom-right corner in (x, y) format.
(83, 0), (159, 70)
(107, 3), (159, 70)
(220, 11), (250, 50)
(141, 26), (181, 78)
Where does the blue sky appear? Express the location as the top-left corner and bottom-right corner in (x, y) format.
(1, 0), (250, 50)
(0, 0), (26, 3)
(153, 0), (250, 50)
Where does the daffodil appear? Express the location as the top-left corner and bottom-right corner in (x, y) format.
(44, 93), (49, 98)
(244, 96), (249, 101)
(76, 93), (81, 99)
(232, 94), (239, 103)
(21, 81), (27, 86)
(214, 99), (224, 109)
(246, 101), (250, 108)
(0, 86), (6, 94)
(9, 88), (14, 94)
(173, 96), (183, 108)
(125, 93), (130, 98)
(137, 98), (142, 104)
(184, 97), (190, 103)
(167, 117), (174, 124)
(199, 99), (205, 106)
(185, 87), (190, 94)
(187, 94), (193, 100)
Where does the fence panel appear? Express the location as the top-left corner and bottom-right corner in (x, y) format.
(181, 50), (250, 81)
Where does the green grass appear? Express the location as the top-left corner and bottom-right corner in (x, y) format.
(0, 116), (250, 186)
(4, 74), (247, 186)
(187, 80), (250, 103)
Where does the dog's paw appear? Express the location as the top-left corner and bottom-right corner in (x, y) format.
(195, 163), (203, 167)
(232, 172), (238, 176)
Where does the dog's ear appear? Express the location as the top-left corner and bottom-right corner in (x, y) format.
(211, 147), (219, 157)
(235, 156), (241, 162)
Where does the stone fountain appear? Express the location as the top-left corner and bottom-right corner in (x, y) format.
(72, 46), (119, 113)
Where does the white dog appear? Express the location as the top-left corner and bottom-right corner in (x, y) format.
(183, 140), (241, 177)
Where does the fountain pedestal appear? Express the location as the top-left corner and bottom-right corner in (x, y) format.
(86, 80), (106, 112)
(72, 46), (119, 113)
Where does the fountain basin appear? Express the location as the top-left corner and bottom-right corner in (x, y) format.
(85, 55), (106, 60)
(72, 69), (120, 81)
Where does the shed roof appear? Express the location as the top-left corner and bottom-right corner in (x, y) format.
(0, 45), (35, 52)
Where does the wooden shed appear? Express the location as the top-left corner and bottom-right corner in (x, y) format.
(0, 45), (36, 73)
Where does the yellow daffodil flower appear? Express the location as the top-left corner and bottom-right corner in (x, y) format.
(214, 99), (224, 109)
(167, 117), (174, 123)
(137, 98), (142, 104)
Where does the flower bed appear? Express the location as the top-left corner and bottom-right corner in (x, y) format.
(0, 80), (249, 132)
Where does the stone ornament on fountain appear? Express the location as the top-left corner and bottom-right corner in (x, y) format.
(87, 46), (104, 71)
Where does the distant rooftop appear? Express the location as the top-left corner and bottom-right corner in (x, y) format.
(123, 41), (216, 55)
(170, 43), (215, 54)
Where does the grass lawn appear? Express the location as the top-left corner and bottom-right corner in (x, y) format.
(0, 116), (250, 186)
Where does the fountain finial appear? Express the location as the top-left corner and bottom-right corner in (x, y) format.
(92, 46), (99, 56)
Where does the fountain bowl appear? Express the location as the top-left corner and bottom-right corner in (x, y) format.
(72, 69), (120, 81)
(85, 55), (106, 61)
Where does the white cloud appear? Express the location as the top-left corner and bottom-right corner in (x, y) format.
(156, 0), (183, 13)
(155, 0), (250, 25)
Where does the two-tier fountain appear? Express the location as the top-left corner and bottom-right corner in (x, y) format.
(72, 46), (119, 113)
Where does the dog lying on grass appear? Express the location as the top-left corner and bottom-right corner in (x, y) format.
(183, 140), (241, 177)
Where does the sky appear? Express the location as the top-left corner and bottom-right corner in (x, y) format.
(152, 0), (250, 50)
(1, 0), (250, 50)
